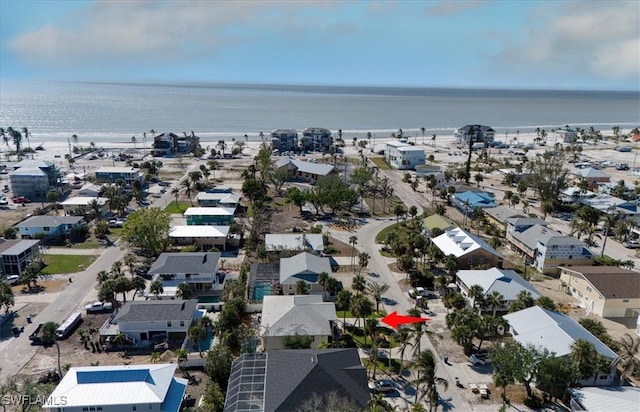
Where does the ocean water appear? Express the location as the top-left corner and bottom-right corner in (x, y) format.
(0, 81), (638, 146)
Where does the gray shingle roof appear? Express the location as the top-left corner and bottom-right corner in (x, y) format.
(279, 252), (332, 284)
(511, 224), (584, 250)
(148, 252), (221, 275)
(112, 300), (198, 323)
(224, 349), (369, 412)
(485, 206), (525, 223)
(274, 158), (336, 177)
(15, 216), (83, 228)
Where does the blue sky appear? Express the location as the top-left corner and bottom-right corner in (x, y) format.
(1, 0), (638, 90)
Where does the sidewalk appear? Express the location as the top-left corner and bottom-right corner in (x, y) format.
(44, 247), (105, 255)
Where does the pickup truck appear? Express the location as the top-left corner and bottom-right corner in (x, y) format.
(85, 301), (114, 313)
(29, 324), (44, 344)
(470, 353), (492, 366)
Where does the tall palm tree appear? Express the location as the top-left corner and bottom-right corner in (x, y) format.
(617, 333), (640, 383)
(484, 291), (505, 317)
(42, 321), (62, 377)
(295, 280), (309, 295)
(189, 325), (205, 357)
(175, 348), (189, 371)
(131, 135), (137, 148)
(358, 252), (370, 274)
(149, 280), (164, 299)
(349, 235), (358, 267)
(395, 327), (413, 376)
(350, 293), (373, 328)
(176, 283), (192, 300)
(352, 274), (366, 295)
(181, 178), (194, 206)
(412, 349), (448, 411)
(131, 276), (146, 301)
(21, 127), (32, 157)
(367, 281), (390, 312)
(336, 289), (352, 325)
(467, 284), (485, 310)
(317, 271), (329, 298)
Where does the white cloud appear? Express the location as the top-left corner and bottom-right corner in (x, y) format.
(495, 1), (640, 84)
(425, 0), (489, 16)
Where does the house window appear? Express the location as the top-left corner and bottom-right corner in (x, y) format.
(43, 227), (50, 231)
(132, 407), (137, 411)
(83, 408), (88, 412)
(623, 299), (630, 303)
(97, 408), (103, 411)
(167, 321), (172, 327)
(600, 375), (608, 380)
(467, 258), (473, 264)
(180, 321), (185, 327)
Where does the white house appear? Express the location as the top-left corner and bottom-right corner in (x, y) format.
(431, 227), (504, 270)
(195, 191), (241, 209)
(504, 306), (619, 387)
(101, 299), (202, 343)
(44, 364), (187, 412)
(260, 295), (337, 350)
(60, 196), (108, 215)
(385, 141), (425, 169)
(147, 252), (223, 299)
(168, 225), (230, 251)
(454, 125), (495, 146)
(279, 252), (333, 296)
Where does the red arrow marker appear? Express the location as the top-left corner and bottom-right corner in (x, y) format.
(381, 311), (431, 329)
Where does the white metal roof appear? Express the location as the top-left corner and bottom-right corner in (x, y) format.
(60, 196), (108, 206)
(568, 387), (640, 411)
(169, 225), (230, 238)
(456, 268), (542, 301)
(94, 166), (141, 174)
(195, 191), (241, 203)
(265, 233), (324, 252)
(45, 364), (186, 408)
(431, 227), (503, 259)
(183, 207), (235, 216)
(261, 295), (336, 337)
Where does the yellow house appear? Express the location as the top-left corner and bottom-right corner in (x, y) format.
(559, 266), (640, 318)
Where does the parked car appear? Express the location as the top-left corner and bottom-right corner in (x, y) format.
(5, 275), (19, 285)
(470, 353), (491, 365)
(108, 219), (125, 228)
(368, 379), (395, 393)
(29, 324), (44, 344)
(85, 301), (114, 313)
(624, 240), (640, 249)
(409, 287), (438, 299)
(12, 196), (31, 204)
(0, 196), (8, 206)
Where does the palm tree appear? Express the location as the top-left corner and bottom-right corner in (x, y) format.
(131, 135), (137, 148)
(352, 274), (366, 295)
(349, 235), (358, 267)
(176, 283), (192, 300)
(96, 270), (110, 285)
(395, 327), (413, 376)
(189, 325), (205, 357)
(467, 284), (485, 310)
(295, 280), (309, 295)
(358, 252), (370, 274)
(149, 280), (164, 299)
(412, 349), (448, 410)
(317, 271), (329, 298)
(181, 178), (194, 206)
(42, 321), (62, 377)
(171, 187), (180, 209)
(21, 127), (32, 157)
(617, 333), (640, 383)
(175, 348), (189, 371)
(123, 253), (137, 277)
(336, 289), (353, 325)
(149, 351), (160, 364)
(484, 291), (505, 317)
(131, 276), (146, 301)
(367, 281), (390, 312)
(350, 293), (373, 328)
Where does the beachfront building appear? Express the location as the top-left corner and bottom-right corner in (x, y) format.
(265, 233), (324, 255)
(184, 207), (235, 225)
(146, 252), (224, 299)
(169, 225), (230, 251)
(270, 129), (299, 153)
(195, 190), (241, 209)
(43, 364), (187, 412)
(507, 221), (593, 275)
(9, 159), (60, 199)
(301, 127), (332, 152)
(451, 191), (498, 212)
(431, 227), (504, 270)
(504, 306), (619, 387)
(385, 141), (426, 169)
(456, 268), (542, 314)
(273, 158), (337, 183)
(0, 239), (40, 276)
(152, 131), (199, 157)
(60, 196), (108, 216)
(554, 125), (579, 144)
(260, 295), (338, 350)
(15, 216), (84, 241)
(559, 266), (640, 318)
(94, 166), (144, 186)
(224, 349), (369, 412)
(454, 125), (495, 147)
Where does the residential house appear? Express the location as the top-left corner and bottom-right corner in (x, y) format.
(0, 239), (40, 276)
(101, 299), (201, 342)
(422, 214), (455, 237)
(152, 131), (199, 156)
(559, 266), (640, 318)
(279, 252), (333, 296)
(484, 206), (526, 231)
(184, 207), (235, 225)
(415, 165), (447, 189)
(77, 183), (103, 197)
(9, 159), (60, 199)
(15, 216), (84, 240)
(59, 196), (108, 216)
(456, 268), (542, 314)
(270, 129), (299, 153)
(94, 166), (144, 186)
(559, 186), (597, 203)
(454, 125), (495, 146)
(273, 158), (337, 183)
(577, 193), (638, 222)
(598, 181), (637, 201)
(385, 141), (425, 169)
(265, 233), (324, 255)
(169, 226), (230, 251)
(507, 222), (593, 275)
(195, 190), (241, 209)
(301, 127), (332, 152)
(571, 167), (611, 190)
(147, 252), (223, 299)
(224, 349), (369, 412)
(431, 227), (503, 270)
(260, 295), (337, 350)
(451, 191), (498, 212)
(568, 387), (640, 412)
(44, 364), (187, 412)
(504, 306), (619, 386)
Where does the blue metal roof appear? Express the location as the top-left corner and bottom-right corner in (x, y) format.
(161, 378), (187, 412)
(77, 369), (153, 384)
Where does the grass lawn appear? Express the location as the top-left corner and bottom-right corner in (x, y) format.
(43, 254), (99, 274)
(369, 157), (392, 170)
(164, 201), (191, 214)
(71, 240), (104, 249)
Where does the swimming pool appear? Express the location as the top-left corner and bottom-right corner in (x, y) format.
(252, 282), (271, 302)
(198, 295), (220, 304)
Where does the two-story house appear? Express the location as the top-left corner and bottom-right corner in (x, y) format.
(279, 252), (334, 296)
(184, 207), (235, 225)
(385, 141), (426, 169)
(94, 166), (144, 186)
(454, 124), (495, 146)
(271, 129), (299, 153)
(168, 226), (230, 251)
(10, 159), (60, 199)
(301, 127), (332, 152)
(195, 190), (241, 209)
(0, 239), (40, 276)
(431, 227), (503, 270)
(147, 252), (223, 299)
(15, 216), (84, 241)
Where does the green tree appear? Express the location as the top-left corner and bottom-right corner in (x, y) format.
(3, 227), (17, 239)
(352, 274), (366, 295)
(483, 291), (505, 317)
(412, 349), (448, 410)
(524, 150), (569, 213)
(175, 348), (189, 371)
(366, 281), (390, 312)
(149, 280), (164, 298)
(130, 276), (146, 301)
(189, 325), (206, 357)
(336, 289), (353, 325)
(295, 280), (309, 295)
(199, 381), (225, 412)
(181, 178), (194, 206)
(46, 190), (59, 213)
(41, 321), (62, 377)
(286, 187), (307, 213)
(509, 290), (535, 312)
(535, 296), (557, 311)
(204, 344), (233, 390)
(536, 356), (575, 401)
(283, 333), (314, 349)
(358, 252), (370, 274)
(176, 282), (192, 300)
(120, 207), (171, 257)
(350, 293), (373, 328)
(0, 281), (15, 314)
(349, 235), (358, 266)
